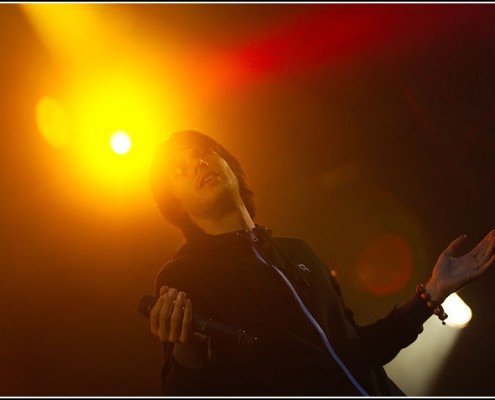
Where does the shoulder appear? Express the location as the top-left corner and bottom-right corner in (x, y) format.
(271, 235), (308, 248)
(271, 236), (325, 264)
(271, 236), (318, 257)
(153, 258), (195, 296)
(155, 258), (183, 278)
(271, 235), (333, 273)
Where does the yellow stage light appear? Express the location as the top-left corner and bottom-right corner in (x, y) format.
(68, 69), (164, 188)
(110, 131), (132, 155)
(22, 3), (184, 213)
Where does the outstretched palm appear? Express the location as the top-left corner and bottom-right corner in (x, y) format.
(427, 230), (495, 303)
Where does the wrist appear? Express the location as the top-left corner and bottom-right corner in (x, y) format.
(172, 337), (210, 369)
(424, 281), (446, 304)
(416, 283), (449, 325)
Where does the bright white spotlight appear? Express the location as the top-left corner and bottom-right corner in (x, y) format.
(110, 131), (132, 155)
(442, 293), (472, 328)
(384, 294), (471, 395)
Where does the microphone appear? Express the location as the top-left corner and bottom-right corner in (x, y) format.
(138, 294), (259, 348)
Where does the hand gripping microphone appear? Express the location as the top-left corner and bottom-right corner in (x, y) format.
(138, 295), (259, 348)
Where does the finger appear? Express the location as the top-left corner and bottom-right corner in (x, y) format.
(158, 288), (177, 342)
(179, 298), (193, 343)
(481, 254), (495, 272)
(149, 294), (167, 336)
(471, 230), (495, 256)
(479, 236), (495, 266)
(168, 291), (186, 342)
(159, 286), (169, 296)
(444, 234), (468, 257)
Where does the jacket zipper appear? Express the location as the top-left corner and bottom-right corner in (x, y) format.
(246, 228), (259, 243)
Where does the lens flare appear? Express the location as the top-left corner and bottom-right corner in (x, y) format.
(356, 233), (413, 296)
(110, 131), (132, 155)
(36, 97), (69, 148)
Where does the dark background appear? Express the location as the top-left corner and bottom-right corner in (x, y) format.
(1, 3), (495, 396)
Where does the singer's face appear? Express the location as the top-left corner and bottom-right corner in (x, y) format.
(165, 145), (241, 220)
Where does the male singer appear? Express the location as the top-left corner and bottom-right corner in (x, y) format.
(147, 129), (494, 395)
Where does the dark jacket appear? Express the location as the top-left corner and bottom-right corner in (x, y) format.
(154, 225), (433, 396)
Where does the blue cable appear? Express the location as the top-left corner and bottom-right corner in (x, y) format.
(252, 246), (369, 397)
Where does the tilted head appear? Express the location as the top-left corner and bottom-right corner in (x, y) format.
(149, 130), (255, 240)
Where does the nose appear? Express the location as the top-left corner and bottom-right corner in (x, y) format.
(174, 148), (210, 178)
(192, 157), (209, 177)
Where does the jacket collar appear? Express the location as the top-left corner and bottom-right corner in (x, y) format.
(172, 224), (272, 260)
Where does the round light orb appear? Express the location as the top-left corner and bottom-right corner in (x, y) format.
(110, 131), (132, 155)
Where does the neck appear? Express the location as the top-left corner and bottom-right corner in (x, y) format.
(193, 204), (255, 236)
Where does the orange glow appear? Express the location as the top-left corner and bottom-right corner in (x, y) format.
(21, 4), (102, 74)
(20, 4), (185, 212)
(36, 97), (69, 148)
(68, 68), (164, 186)
(356, 233), (413, 296)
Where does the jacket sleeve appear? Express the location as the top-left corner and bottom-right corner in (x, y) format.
(154, 261), (222, 395)
(159, 340), (222, 395)
(329, 273), (434, 365)
(354, 294), (434, 364)
(298, 239), (435, 366)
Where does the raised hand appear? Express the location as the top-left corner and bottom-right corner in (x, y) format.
(426, 230), (495, 303)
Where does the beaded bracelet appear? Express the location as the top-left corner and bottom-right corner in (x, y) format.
(416, 283), (448, 325)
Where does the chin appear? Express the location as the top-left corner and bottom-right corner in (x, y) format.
(200, 187), (239, 214)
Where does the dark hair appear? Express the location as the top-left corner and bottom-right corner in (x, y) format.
(149, 130), (255, 240)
